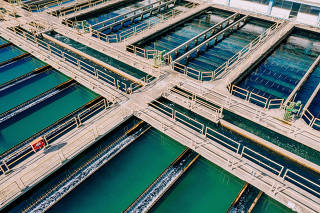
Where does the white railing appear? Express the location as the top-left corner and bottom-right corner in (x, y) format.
(164, 12), (241, 60)
(20, 0), (74, 12)
(302, 109), (320, 130)
(64, 1), (197, 43)
(0, 98), (112, 176)
(11, 27), (142, 93)
(147, 99), (320, 203)
(167, 86), (223, 117)
(0, 98), (117, 206)
(50, 0), (111, 17)
(172, 21), (285, 81)
(211, 21), (284, 79)
(92, 0), (175, 30)
(230, 84), (284, 109)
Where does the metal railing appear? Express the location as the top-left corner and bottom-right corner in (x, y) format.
(147, 99), (320, 202)
(10, 27), (142, 93)
(91, 0), (175, 30)
(20, 0), (73, 12)
(0, 98), (112, 177)
(164, 12), (241, 61)
(302, 109), (320, 130)
(49, 0), (111, 17)
(166, 86), (223, 120)
(63, 1), (197, 43)
(172, 21), (285, 81)
(230, 84), (284, 109)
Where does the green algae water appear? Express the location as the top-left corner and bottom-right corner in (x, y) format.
(0, 70), (69, 114)
(0, 56), (46, 85)
(252, 194), (294, 213)
(48, 128), (184, 213)
(151, 157), (244, 213)
(0, 45), (25, 63)
(0, 84), (97, 153)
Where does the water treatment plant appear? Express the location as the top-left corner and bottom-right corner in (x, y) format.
(0, 0), (320, 212)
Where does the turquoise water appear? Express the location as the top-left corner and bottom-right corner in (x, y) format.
(252, 194), (294, 213)
(0, 70), (69, 114)
(0, 37), (8, 45)
(0, 84), (97, 153)
(48, 128), (185, 212)
(0, 45), (25, 63)
(0, 56), (46, 85)
(153, 97), (320, 197)
(237, 28), (319, 101)
(151, 157), (244, 213)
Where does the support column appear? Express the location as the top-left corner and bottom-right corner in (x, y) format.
(227, 0), (231, 7)
(267, 0), (274, 15)
(318, 11), (320, 26)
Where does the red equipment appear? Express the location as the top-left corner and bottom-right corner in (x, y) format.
(30, 137), (45, 152)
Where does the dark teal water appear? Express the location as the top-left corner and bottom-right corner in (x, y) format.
(179, 18), (272, 78)
(48, 31), (148, 79)
(238, 28), (319, 100)
(0, 45), (25, 63)
(0, 69), (69, 114)
(139, 9), (233, 60)
(79, 0), (156, 25)
(48, 128), (185, 213)
(295, 63), (320, 105)
(0, 56), (46, 85)
(252, 194), (294, 213)
(223, 110), (320, 166)
(151, 157), (244, 213)
(308, 90), (320, 121)
(152, 97), (320, 197)
(0, 84), (97, 153)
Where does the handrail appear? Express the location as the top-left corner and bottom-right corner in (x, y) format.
(50, 0), (110, 17)
(230, 84), (284, 109)
(92, 0), (174, 30)
(172, 21), (285, 81)
(0, 97), (113, 176)
(10, 26), (140, 94)
(164, 12), (241, 58)
(147, 98), (320, 202)
(174, 15), (249, 63)
(65, 1), (196, 43)
(284, 55), (320, 106)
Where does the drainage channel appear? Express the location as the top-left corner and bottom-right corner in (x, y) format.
(23, 121), (150, 213)
(150, 97), (320, 200)
(124, 148), (199, 212)
(227, 183), (263, 213)
(0, 54), (46, 85)
(2, 117), (141, 212)
(0, 79), (75, 124)
(0, 94), (104, 175)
